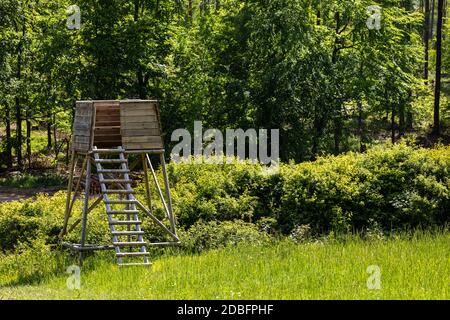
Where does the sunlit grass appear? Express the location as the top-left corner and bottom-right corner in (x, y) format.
(0, 232), (448, 300)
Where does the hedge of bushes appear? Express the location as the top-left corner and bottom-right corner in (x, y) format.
(162, 143), (449, 235)
(0, 143), (448, 256)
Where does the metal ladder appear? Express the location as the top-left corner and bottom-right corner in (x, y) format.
(93, 146), (150, 266)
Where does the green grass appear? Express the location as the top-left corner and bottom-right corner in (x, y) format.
(0, 232), (448, 300)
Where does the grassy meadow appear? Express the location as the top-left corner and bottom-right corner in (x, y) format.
(0, 232), (448, 300)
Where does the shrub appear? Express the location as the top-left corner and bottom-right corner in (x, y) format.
(279, 143), (450, 233)
(0, 238), (75, 286)
(178, 220), (271, 253)
(0, 144), (448, 256)
(0, 192), (110, 253)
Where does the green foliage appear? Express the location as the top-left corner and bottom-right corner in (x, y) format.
(178, 220), (271, 253)
(158, 144), (449, 234)
(0, 238), (74, 286)
(0, 144), (448, 256)
(0, 192), (110, 253)
(280, 143), (450, 233)
(0, 172), (66, 188)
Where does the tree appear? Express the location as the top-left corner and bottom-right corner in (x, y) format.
(424, 0), (431, 84)
(433, 0), (445, 135)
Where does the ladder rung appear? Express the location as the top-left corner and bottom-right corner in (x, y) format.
(107, 210), (139, 214)
(103, 189), (133, 194)
(113, 241), (146, 247)
(112, 231), (145, 236)
(106, 199), (137, 204)
(94, 159), (127, 163)
(110, 220), (142, 225)
(98, 169), (130, 173)
(100, 179), (132, 184)
(148, 242), (181, 246)
(116, 252), (149, 257)
(94, 126), (121, 129)
(92, 148), (123, 153)
(118, 262), (152, 267)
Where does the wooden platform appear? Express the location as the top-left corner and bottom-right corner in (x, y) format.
(72, 100), (164, 152)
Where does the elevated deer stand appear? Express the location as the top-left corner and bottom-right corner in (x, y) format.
(59, 100), (179, 266)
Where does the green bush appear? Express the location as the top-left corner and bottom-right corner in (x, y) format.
(0, 173), (66, 189)
(0, 144), (448, 256)
(178, 220), (271, 253)
(279, 144), (450, 233)
(0, 192), (110, 253)
(0, 238), (74, 286)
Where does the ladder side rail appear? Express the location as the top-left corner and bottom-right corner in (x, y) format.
(118, 147), (148, 263)
(93, 147), (123, 264)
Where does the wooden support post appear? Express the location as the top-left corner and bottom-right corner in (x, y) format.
(67, 156), (88, 220)
(145, 154), (170, 220)
(142, 153), (153, 214)
(79, 156), (92, 265)
(66, 195), (103, 234)
(61, 151), (77, 237)
(135, 200), (179, 241)
(160, 154), (177, 236)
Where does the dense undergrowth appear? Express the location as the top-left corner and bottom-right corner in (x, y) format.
(0, 143), (448, 286)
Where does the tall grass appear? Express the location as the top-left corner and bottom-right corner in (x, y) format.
(0, 231), (448, 300)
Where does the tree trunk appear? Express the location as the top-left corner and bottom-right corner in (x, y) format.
(26, 115), (31, 169)
(47, 111), (52, 150)
(53, 113), (58, 156)
(357, 101), (366, 152)
(399, 99), (405, 137)
(332, 11), (342, 155)
(334, 115), (342, 155)
(431, 0), (436, 38)
(311, 110), (323, 158)
(406, 111), (413, 130)
(391, 103), (396, 144)
(4, 103), (12, 169)
(424, 0), (431, 84)
(433, 0), (444, 135)
(15, 96), (22, 169)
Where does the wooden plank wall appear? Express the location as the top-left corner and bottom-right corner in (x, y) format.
(93, 101), (122, 148)
(72, 101), (94, 152)
(120, 101), (164, 150)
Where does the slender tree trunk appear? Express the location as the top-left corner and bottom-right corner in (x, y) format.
(53, 113), (58, 156)
(357, 101), (366, 152)
(431, 0), (436, 38)
(405, 91), (413, 131)
(26, 115), (31, 168)
(424, 0), (431, 84)
(433, 0), (444, 135)
(47, 111), (52, 150)
(15, 18), (26, 169)
(15, 100), (22, 169)
(4, 102), (12, 169)
(334, 116), (342, 155)
(406, 111), (413, 130)
(332, 11), (342, 155)
(399, 99), (405, 137)
(391, 103), (396, 144)
(189, 0), (193, 19)
(312, 109), (322, 158)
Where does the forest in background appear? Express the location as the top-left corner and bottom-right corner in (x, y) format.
(0, 0), (449, 172)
